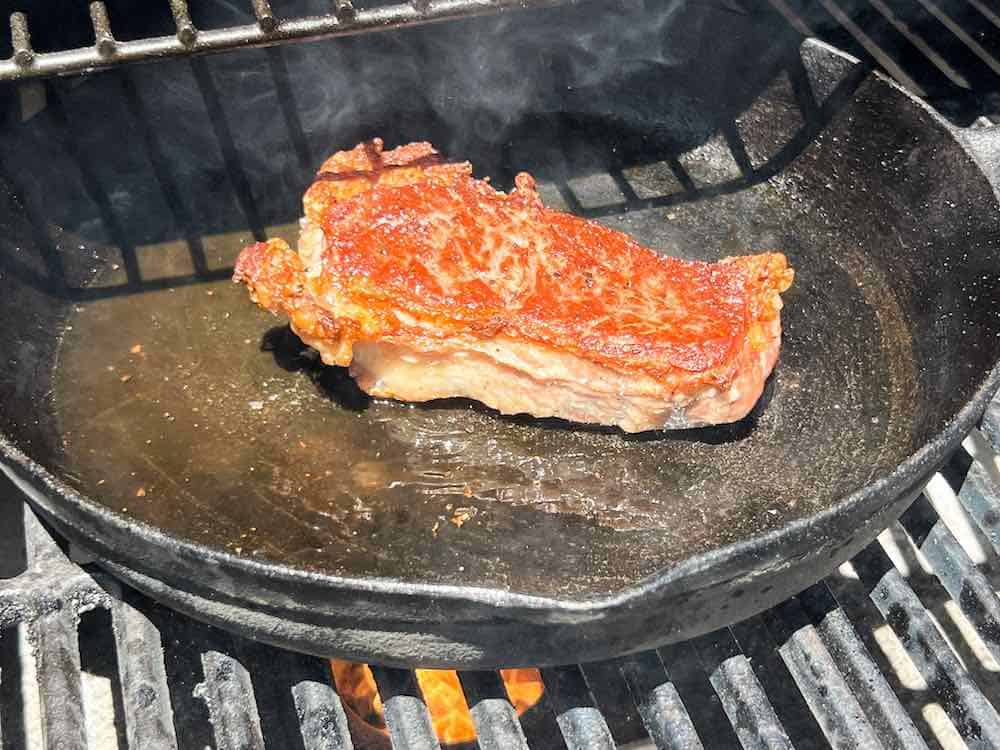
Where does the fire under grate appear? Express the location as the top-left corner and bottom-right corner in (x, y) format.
(1, 413), (1000, 749)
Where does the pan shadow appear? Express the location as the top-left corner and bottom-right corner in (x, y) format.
(262, 325), (766, 445)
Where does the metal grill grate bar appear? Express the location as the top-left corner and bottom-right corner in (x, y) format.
(697, 629), (793, 750)
(9, 13), (33, 68)
(619, 651), (704, 750)
(199, 649), (267, 750)
(231, 644), (338, 748)
(959, 437), (1000, 556)
(852, 540), (1000, 745)
(370, 667), (441, 750)
(540, 666), (616, 749)
(466, 697), (529, 750)
(763, 597), (882, 748)
(253, 0), (278, 33)
(88, 2), (115, 59)
(983, 406), (1000, 453)
(34, 612), (88, 750)
(168, 0), (198, 46)
(291, 677), (354, 750)
(457, 670), (530, 750)
(658, 641), (742, 746)
(900, 493), (1000, 665)
(0, 0), (575, 82)
(796, 583), (928, 749)
(110, 592), (179, 749)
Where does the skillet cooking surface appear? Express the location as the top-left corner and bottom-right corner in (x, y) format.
(53, 146), (916, 598)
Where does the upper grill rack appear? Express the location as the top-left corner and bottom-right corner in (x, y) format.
(0, 0), (571, 82)
(0, 0), (997, 126)
(3, 416), (1000, 748)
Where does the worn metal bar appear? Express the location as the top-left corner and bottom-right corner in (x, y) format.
(957, 449), (1000, 556)
(540, 666), (616, 750)
(816, 0), (926, 95)
(235, 643), (346, 749)
(580, 659), (647, 742)
(797, 583), (927, 749)
(252, 0), (278, 32)
(334, 0), (358, 21)
(34, 612), (88, 750)
(763, 598), (881, 749)
(457, 670), (529, 750)
(729, 616), (826, 745)
(618, 651), (703, 750)
(696, 629), (792, 750)
(369, 667), (440, 750)
(111, 593), (179, 749)
(852, 541), (1000, 746)
(766, 0), (815, 36)
(983, 395), (1000, 453)
(900, 493), (1000, 664)
(89, 2), (116, 58)
(658, 642), (742, 747)
(9, 13), (32, 68)
(199, 649), (267, 750)
(0, 0), (573, 82)
(292, 677), (354, 750)
(867, 0), (971, 87)
(169, 0), (198, 46)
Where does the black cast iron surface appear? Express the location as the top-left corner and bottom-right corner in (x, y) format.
(4, 420), (1000, 748)
(0, 1), (998, 666)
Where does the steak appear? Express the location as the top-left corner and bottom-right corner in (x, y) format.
(234, 139), (794, 433)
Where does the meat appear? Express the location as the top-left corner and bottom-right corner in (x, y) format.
(234, 139), (794, 433)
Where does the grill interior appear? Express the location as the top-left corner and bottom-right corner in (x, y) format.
(1, 0), (1000, 747)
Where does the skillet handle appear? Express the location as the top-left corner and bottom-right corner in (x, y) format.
(955, 123), (1000, 195)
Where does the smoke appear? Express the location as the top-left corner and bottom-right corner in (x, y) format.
(0, 0), (796, 249)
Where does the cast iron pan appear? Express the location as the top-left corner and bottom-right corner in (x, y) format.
(0, 4), (998, 666)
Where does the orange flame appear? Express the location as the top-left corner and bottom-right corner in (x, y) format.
(330, 660), (544, 745)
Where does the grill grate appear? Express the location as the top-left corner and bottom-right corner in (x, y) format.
(0, 0), (996, 124)
(2, 415), (1000, 748)
(2, 1), (1000, 748)
(0, 0), (574, 82)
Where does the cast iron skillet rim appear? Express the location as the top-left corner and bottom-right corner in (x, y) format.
(3, 40), (999, 613)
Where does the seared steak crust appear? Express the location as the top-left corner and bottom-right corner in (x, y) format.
(235, 139), (793, 432)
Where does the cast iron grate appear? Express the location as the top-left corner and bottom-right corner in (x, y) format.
(2, 409), (1000, 748)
